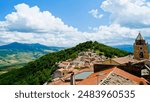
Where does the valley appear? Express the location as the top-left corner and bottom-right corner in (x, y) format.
(0, 42), (65, 74)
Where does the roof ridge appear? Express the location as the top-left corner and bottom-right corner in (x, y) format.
(136, 32), (144, 40)
(98, 67), (116, 85)
(113, 68), (139, 84)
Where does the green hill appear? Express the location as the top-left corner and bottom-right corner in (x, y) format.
(0, 41), (129, 85)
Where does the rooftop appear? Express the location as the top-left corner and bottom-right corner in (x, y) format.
(77, 68), (114, 85)
(112, 56), (139, 64)
(49, 68), (93, 85)
(75, 72), (93, 79)
(77, 67), (148, 85)
(136, 32), (144, 40)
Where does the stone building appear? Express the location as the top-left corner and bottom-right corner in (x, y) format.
(134, 32), (149, 60)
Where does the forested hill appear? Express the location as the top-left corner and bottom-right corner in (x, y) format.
(0, 41), (129, 85)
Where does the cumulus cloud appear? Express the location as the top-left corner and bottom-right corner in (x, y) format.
(88, 9), (103, 19)
(84, 24), (150, 45)
(101, 0), (150, 28)
(3, 3), (77, 33)
(0, 30), (89, 46)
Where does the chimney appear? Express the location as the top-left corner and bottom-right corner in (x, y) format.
(70, 72), (75, 85)
(110, 58), (112, 64)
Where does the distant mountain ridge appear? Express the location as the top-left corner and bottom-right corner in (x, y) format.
(114, 44), (150, 53)
(0, 42), (65, 52)
(113, 45), (133, 53)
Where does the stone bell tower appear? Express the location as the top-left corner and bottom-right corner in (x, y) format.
(134, 32), (149, 60)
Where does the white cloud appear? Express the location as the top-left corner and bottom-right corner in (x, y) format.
(0, 3), (85, 46)
(1, 23), (150, 47)
(0, 30), (89, 47)
(83, 24), (150, 45)
(88, 9), (103, 19)
(4, 3), (77, 33)
(101, 0), (150, 28)
(0, 3), (150, 47)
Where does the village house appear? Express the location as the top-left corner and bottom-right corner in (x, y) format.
(58, 61), (71, 69)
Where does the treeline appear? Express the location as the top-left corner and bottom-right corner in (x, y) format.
(0, 41), (129, 85)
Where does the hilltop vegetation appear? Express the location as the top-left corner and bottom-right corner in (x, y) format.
(0, 41), (129, 85)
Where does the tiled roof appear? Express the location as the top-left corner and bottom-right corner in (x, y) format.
(77, 68), (114, 85)
(49, 68), (93, 85)
(77, 67), (148, 85)
(59, 62), (69, 66)
(136, 32), (144, 40)
(57, 68), (65, 72)
(111, 68), (148, 84)
(100, 68), (148, 85)
(100, 73), (136, 85)
(112, 56), (139, 64)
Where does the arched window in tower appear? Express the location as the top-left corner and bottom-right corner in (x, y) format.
(139, 52), (144, 58)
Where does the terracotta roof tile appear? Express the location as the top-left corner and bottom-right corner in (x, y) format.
(112, 56), (138, 64)
(77, 68), (114, 85)
(112, 68), (148, 85)
(77, 67), (148, 85)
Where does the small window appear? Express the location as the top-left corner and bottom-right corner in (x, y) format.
(139, 52), (144, 58)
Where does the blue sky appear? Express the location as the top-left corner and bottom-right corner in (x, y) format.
(0, 0), (108, 31)
(0, 0), (150, 46)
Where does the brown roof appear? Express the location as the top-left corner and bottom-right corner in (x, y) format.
(57, 68), (65, 72)
(112, 56), (139, 64)
(49, 68), (93, 85)
(111, 68), (148, 85)
(77, 67), (148, 85)
(78, 68), (114, 85)
(60, 62), (69, 65)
